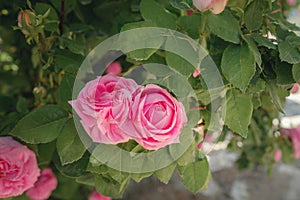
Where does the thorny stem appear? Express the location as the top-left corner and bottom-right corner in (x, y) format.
(59, 0), (65, 35)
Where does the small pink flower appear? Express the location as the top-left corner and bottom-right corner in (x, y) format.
(26, 168), (57, 200)
(193, 69), (200, 78)
(193, 0), (228, 14)
(274, 149), (282, 162)
(287, 0), (296, 5)
(281, 126), (300, 159)
(106, 62), (122, 75)
(122, 84), (187, 150)
(291, 83), (299, 93)
(69, 74), (140, 144)
(0, 137), (40, 198)
(89, 190), (111, 200)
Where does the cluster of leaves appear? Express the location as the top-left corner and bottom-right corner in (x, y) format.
(0, 0), (300, 199)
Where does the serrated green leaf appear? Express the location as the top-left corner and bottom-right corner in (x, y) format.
(177, 15), (201, 39)
(140, 0), (177, 29)
(278, 40), (300, 64)
(293, 63), (300, 84)
(244, 0), (263, 31)
(10, 105), (69, 144)
(207, 11), (240, 44)
(243, 35), (262, 67)
(53, 151), (89, 178)
(94, 174), (129, 199)
(120, 21), (164, 61)
(252, 33), (276, 49)
(266, 82), (286, 113)
(221, 44), (256, 92)
(54, 50), (84, 73)
(178, 158), (210, 193)
(224, 89), (253, 137)
(57, 119), (86, 165)
(155, 163), (177, 184)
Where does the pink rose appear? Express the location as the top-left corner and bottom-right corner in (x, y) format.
(291, 83), (299, 93)
(281, 126), (300, 159)
(0, 137), (40, 198)
(193, 0), (228, 14)
(274, 149), (282, 162)
(89, 190), (111, 200)
(70, 74), (140, 144)
(106, 62), (122, 75)
(122, 84), (187, 150)
(26, 168), (57, 200)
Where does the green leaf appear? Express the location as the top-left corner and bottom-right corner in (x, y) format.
(37, 141), (56, 168)
(60, 37), (85, 55)
(170, 0), (193, 10)
(177, 15), (202, 39)
(178, 158), (210, 193)
(243, 35), (262, 67)
(76, 174), (95, 187)
(224, 89), (253, 137)
(140, 0), (177, 29)
(252, 33), (276, 49)
(278, 40), (300, 64)
(274, 62), (294, 85)
(57, 73), (75, 111)
(94, 174), (129, 199)
(221, 44), (256, 92)
(54, 50), (84, 73)
(207, 11), (240, 44)
(57, 119), (86, 166)
(266, 82), (286, 113)
(244, 0), (264, 31)
(52, 173), (80, 199)
(155, 163), (177, 184)
(10, 105), (69, 144)
(293, 63), (300, 83)
(53, 151), (89, 178)
(120, 21), (164, 61)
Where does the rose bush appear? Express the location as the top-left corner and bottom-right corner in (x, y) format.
(26, 168), (57, 200)
(0, 137), (40, 198)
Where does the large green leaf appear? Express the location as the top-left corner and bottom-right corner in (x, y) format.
(207, 11), (240, 44)
(178, 158), (210, 193)
(57, 73), (75, 111)
(278, 40), (300, 64)
(10, 105), (69, 144)
(155, 163), (177, 184)
(293, 63), (300, 83)
(177, 15), (202, 39)
(224, 89), (253, 137)
(140, 0), (177, 29)
(244, 0), (264, 31)
(252, 33), (276, 49)
(57, 119), (86, 166)
(243, 35), (262, 67)
(221, 44), (256, 92)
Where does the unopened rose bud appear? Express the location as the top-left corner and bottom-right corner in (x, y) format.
(193, 0), (228, 14)
(17, 10), (35, 35)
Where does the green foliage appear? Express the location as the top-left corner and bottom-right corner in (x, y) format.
(1, 0), (300, 199)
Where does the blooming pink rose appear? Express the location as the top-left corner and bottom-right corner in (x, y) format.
(106, 62), (122, 75)
(122, 84), (187, 150)
(281, 126), (300, 159)
(26, 168), (57, 200)
(69, 74), (140, 144)
(274, 149), (282, 162)
(291, 83), (299, 93)
(0, 137), (40, 198)
(193, 0), (228, 14)
(89, 190), (111, 200)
